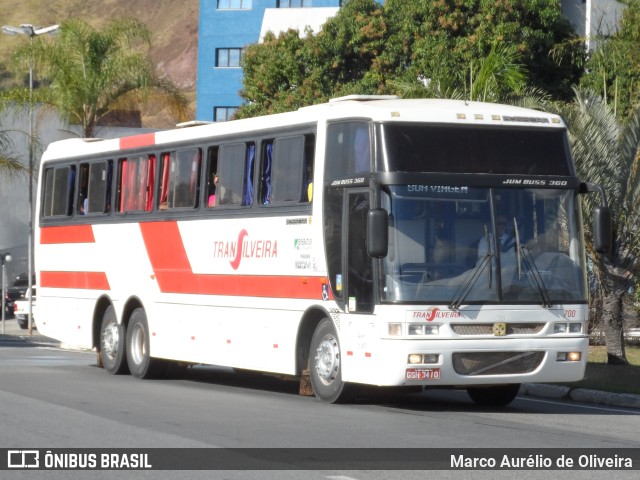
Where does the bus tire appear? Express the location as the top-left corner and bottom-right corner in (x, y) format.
(99, 305), (129, 375)
(309, 318), (352, 403)
(126, 308), (166, 379)
(466, 384), (521, 406)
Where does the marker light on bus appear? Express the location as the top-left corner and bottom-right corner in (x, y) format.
(408, 354), (439, 365)
(388, 323), (403, 336)
(557, 352), (581, 362)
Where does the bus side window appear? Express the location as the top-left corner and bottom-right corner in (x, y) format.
(42, 165), (75, 218)
(206, 146), (219, 208)
(77, 160), (112, 215)
(267, 135), (307, 205)
(158, 148), (201, 210)
(217, 143), (254, 206)
(117, 154), (156, 213)
(326, 121), (370, 181)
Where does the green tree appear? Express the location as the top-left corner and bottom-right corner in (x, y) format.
(580, 0), (640, 119)
(379, 0), (582, 100)
(9, 18), (189, 138)
(559, 89), (640, 364)
(238, 0), (583, 117)
(238, 0), (384, 118)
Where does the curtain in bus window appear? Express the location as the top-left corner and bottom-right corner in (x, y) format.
(243, 144), (255, 206)
(160, 153), (170, 209)
(145, 155), (155, 211)
(105, 161), (113, 213)
(136, 160), (145, 209)
(187, 149), (201, 206)
(262, 143), (273, 204)
(67, 166), (76, 216)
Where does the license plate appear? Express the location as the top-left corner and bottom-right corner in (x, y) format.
(405, 368), (440, 380)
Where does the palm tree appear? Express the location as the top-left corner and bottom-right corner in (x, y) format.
(391, 42), (528, 103)
(11, 18), (189, 138)
(559, 89), (640, 364)
(0, 125), (25, 178)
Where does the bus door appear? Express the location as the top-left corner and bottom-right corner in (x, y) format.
(345, 190), (374, 314)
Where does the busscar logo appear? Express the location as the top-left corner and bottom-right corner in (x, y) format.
(8, 450), (39, 468)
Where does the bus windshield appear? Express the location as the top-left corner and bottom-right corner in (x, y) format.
(380, 186), (586, 305)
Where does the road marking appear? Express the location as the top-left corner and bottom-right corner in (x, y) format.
(327, 476), (360, 480)
(521, 396), (640, 414)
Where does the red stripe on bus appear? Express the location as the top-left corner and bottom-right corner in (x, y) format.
(120, 132), (156, 150)
(140, 221), (331, 299)
(40, 271), (111, 290)
(40, 225), (95, 244)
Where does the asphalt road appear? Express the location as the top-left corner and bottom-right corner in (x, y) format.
(0, 321), (639, 480)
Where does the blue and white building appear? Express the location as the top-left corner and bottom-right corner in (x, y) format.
(196, 0), (341, 122)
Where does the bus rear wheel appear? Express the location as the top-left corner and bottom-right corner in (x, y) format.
(99, 305), (129, 374)
(466, 384), (521, 406)
(309, 318), (352, 403)
(126, 308), (166, 379)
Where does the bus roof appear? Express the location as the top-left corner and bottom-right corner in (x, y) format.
(42, 97), (565, 160)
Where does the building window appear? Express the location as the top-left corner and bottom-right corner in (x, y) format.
(278, 0), (312, 7)
(216, 48), (244, 68)
(218, 0), (252, 9)
(214, 107), (238, 122)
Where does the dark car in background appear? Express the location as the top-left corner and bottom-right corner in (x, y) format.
(3, 273), (34, 319)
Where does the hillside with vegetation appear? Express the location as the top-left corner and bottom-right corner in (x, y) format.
(0, 0), (199, 125)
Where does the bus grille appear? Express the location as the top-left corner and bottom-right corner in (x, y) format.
(451, 323), (545, 336)
(452, 351), (545, 376)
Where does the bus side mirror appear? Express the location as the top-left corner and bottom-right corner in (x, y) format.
(593, 206), (612, 254)
(367, 208), (388, 258)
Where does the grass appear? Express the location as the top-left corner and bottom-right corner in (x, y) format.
(555, 345), (640, 395)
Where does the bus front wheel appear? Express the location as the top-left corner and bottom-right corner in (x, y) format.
(99, 305), (129, 374)
(309, 318), (352, 403)
(126, 308), (166, 379)
(466, 384), (521, 406)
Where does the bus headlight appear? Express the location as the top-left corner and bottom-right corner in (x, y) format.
(408, 354), (439, 365)
(557, 351), (581, 362)
(554, 323), (568, 334)
(408, 324), (439, 335)
(569, 323), (582, 334)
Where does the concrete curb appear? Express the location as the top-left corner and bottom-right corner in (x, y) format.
(522, 383), (640, 409)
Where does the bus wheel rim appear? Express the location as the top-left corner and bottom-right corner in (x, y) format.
(315, 334), (340, 386)
(130, 323), (146, 366)
(102, 323), (119, 360)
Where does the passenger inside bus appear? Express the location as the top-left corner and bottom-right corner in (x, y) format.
(208, 174), (218, 207)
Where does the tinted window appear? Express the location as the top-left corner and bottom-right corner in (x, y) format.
(381, 124), (572, 175)
(42, 165), (75, 217)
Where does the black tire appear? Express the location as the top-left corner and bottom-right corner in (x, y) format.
(308, 318), (352, 403)
(99, 305), (129, 374)
(467, 384), (521, 406)
(126, 308), (166, 379)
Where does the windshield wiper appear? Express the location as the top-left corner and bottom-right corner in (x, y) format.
(519, 245), (552, 308)
(449, 226), (493, 310)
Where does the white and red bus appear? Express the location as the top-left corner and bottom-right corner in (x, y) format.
(35, 96), (610, 405)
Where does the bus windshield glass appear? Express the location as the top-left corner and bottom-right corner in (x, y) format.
(380, 186), (586, 305)
(379, 123), (572, 175)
